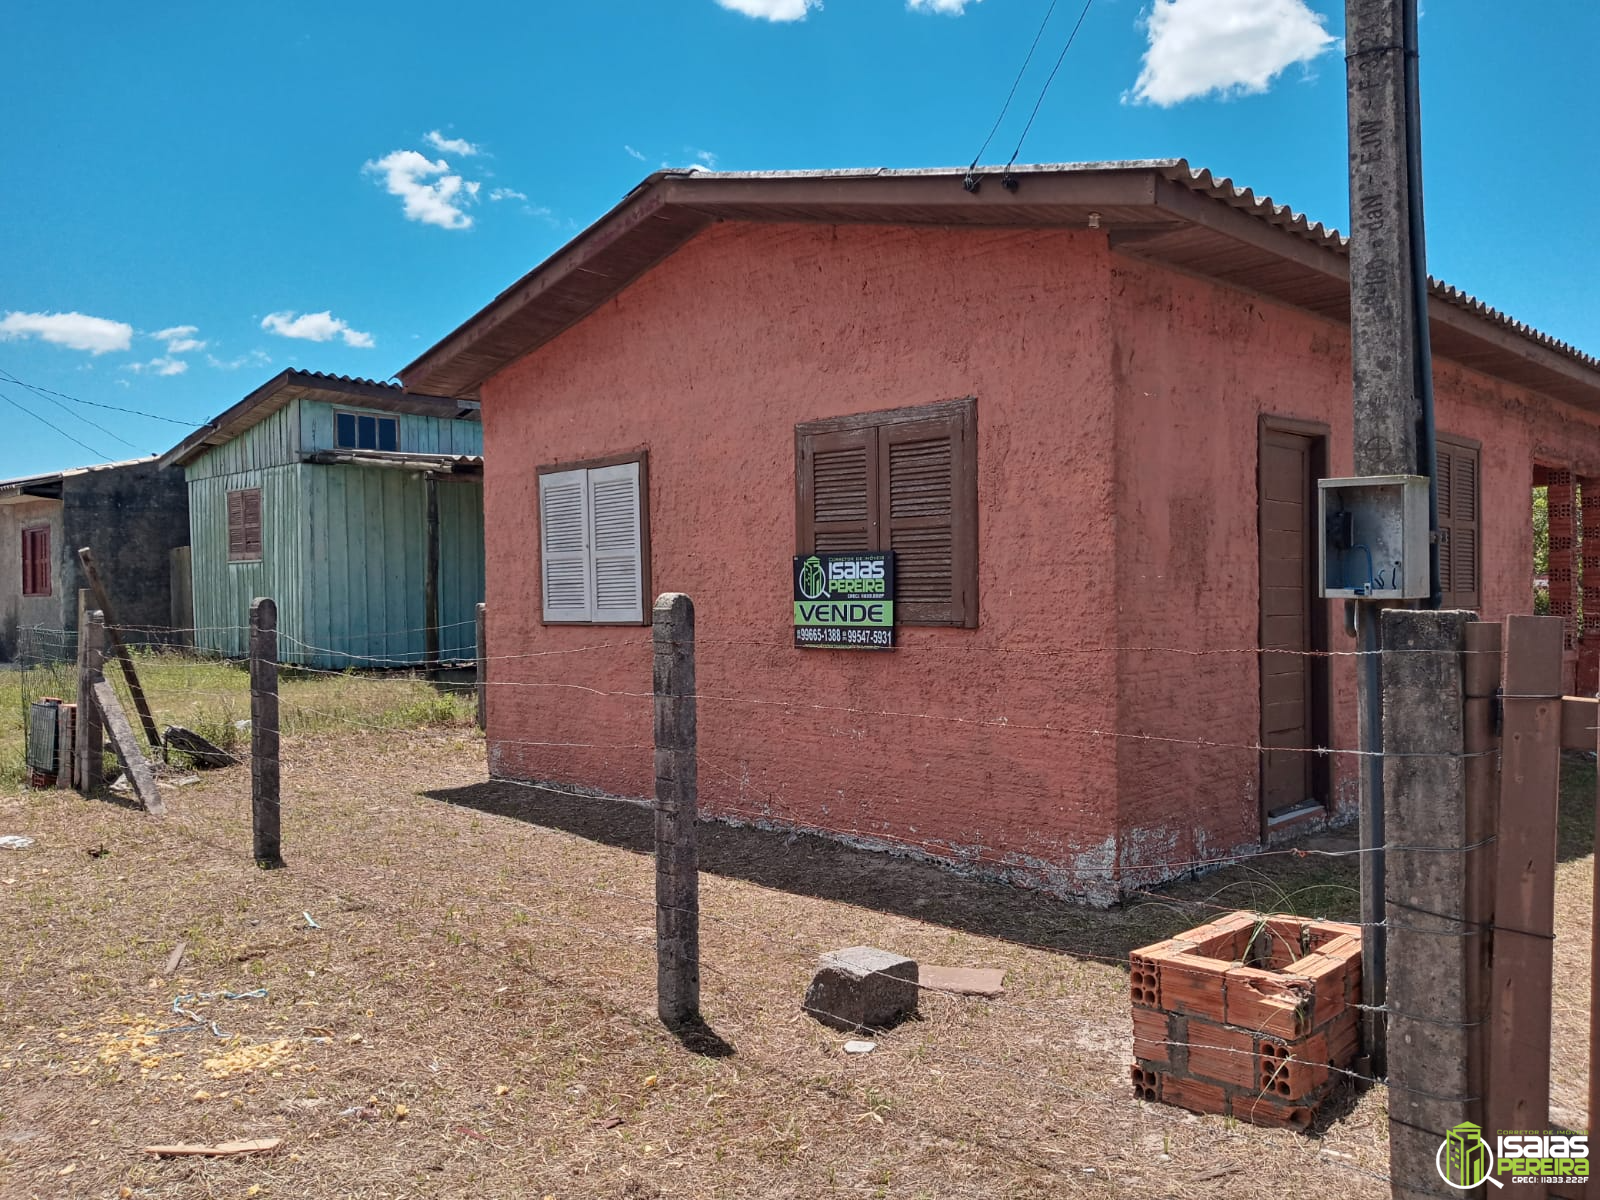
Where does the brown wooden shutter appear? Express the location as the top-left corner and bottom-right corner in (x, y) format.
(227, 488), (263, 561)
(1436, 436), (1480, 609)
(797, 426), (878, 554)
(21, 527), (48, 596)
(243, 489), (263, 559)
(878, 403), (977, 626)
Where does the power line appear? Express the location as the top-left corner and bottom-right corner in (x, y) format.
(0, 388), (114, 461)
(0, 367), (208, 428)
(0, 373), (144, 453)
(1004, 0), (1097, 171)
(965, 0), (1062, 180)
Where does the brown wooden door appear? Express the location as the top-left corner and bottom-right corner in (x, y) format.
(1258, 421), (1329, 827)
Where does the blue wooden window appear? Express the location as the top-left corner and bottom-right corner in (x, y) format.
(335, 411), (399, 452)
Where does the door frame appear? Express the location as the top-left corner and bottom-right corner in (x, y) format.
(1257, 414), (1332, 837)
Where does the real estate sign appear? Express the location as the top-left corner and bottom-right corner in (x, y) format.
(793, 552), (896, 650)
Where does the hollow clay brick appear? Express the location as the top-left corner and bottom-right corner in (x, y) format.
(1131, 1005), (1171, 1065)
(1184, 1019), (1258, 1088)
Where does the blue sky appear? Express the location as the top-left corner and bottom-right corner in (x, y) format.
(1, 0), (1593, 476)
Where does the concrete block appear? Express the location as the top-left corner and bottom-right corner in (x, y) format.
(803, 946), (918, 1031)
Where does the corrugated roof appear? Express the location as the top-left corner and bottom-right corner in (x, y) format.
(159, 369), (482, 469)
(0, 455), (162, 501)
(399, 159), (1600, 410)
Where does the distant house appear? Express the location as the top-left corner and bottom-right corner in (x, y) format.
(0, 457), (190, 660)
(398, 160), (1600, 903)
(158, 370), (484, 668)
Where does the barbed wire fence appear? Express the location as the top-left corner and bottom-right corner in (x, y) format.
(16, 598), (1593, 1190)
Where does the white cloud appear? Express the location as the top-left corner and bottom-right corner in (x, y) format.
(423, 129), (482, 156)
(206, 349), (273, 370)
(489, 187), (527, 202)
(126, 356), (188, 377)
(261, 310), (375, 349)
(695, 149), (719, 168)
(0, 310), (133, 354)
(153, 324), (206, 354)
(624, 144), (647, 161)
(907, 0), (980, 12)
(363, 149), (481, 230)
(1130, 0), (1336, 106)
(714, 0), (818, 20)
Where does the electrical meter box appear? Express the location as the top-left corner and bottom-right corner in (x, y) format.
(1317, 474), (1430, 600)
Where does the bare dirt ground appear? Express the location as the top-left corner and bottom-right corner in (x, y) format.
(4, 733), (1586, 1199)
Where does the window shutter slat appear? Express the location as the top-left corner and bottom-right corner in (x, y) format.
(879, 413), (975, 626)
(1458, 446), (1479, 601)
(588, 462), (644, 624)
(798, 427), (876, 554)
(539, 469), (592, 622)
(1435, 438), (1480, 610)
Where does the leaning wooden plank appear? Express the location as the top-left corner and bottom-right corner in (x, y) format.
(78, 546), (163, 753)
(89, 680), (164, 817)
(143, 1137), (282, 1158)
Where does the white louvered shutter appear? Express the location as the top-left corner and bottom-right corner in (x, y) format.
(539, 469), (592, 622)
(587, 461), (644, 624)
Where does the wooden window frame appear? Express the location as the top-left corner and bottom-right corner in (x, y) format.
(1436, 432), (1482, 611)
(796, 397), (978, 628)
(227, 487), (264, 563)
(534, 449), (652, 626)
(334, 409), (401, 453)
(21, 525), (50, 597)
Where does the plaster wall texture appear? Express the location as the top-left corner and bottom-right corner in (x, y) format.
(1106, 255), (1600, 881)
(482, 222), (1126, 898)
(480, 219), (1598, 899)
(0, 499), (67, 657)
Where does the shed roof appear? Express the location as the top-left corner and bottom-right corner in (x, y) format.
(398, 159), (1600, 411)
(158, 370), (481, 469)
(0, 455), (161, 504)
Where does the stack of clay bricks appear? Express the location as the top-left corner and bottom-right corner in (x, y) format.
(1130, 910), (1362, 1130)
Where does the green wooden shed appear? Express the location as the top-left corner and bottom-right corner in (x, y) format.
(159, 370), (484, 668)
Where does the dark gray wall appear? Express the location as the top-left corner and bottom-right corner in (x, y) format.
(61, 461), (191, 639)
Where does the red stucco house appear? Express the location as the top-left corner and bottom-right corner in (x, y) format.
(400, 161), (1600, 903)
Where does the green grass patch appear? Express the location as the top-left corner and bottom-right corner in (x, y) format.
(0, 647), (476, 789)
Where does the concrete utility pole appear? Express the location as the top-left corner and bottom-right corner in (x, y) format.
(1343, 0), (1439, 1079)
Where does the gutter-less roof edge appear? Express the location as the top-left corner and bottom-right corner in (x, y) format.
(397, 159), (1600, 404)
(158, 369), (480, 470)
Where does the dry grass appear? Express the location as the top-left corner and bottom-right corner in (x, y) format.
(0, 728), (1411, 1200)
(0, 649), (474, 788)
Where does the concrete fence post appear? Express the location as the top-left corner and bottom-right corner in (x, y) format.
(75, 599), (105, 794)
(653, 592), (699, 1027)
(250, 598), (282, 868)
(475, 602), (488, 732)
(1381, 608), (1484, 1199)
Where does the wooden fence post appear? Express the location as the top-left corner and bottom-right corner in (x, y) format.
(1381, 608), (1484, 1198)
(653, 593), (699, 1027)
(1461, 620), (1502, 1141)
(1486, 614), (1563, 1193)
(77, 546), (162, 753)
(75, 600), (105, 794)
(250, 598), (282, 868)
(1592, 696), (1600, 1136)
(475, 602), (487, 732)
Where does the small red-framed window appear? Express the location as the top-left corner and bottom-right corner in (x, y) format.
(21, 526), (50, 596)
